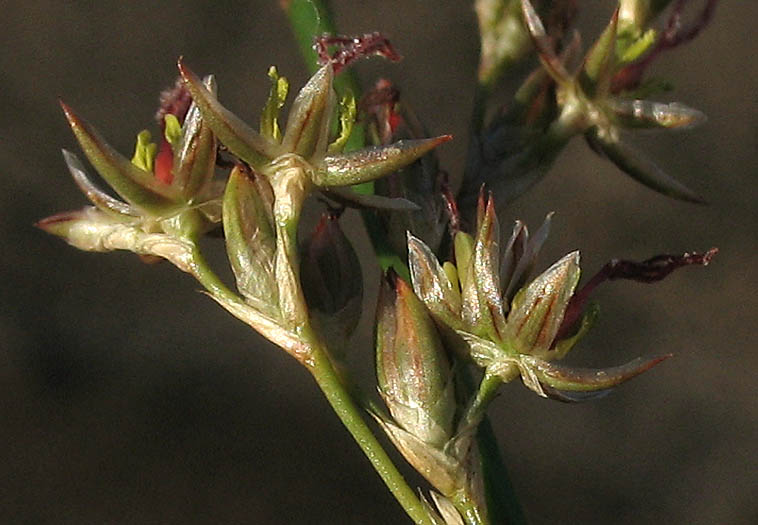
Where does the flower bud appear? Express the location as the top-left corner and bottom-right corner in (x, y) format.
(376, 272), (455, 448)
(408, 232), (463, 331)
(300, 210), (363, 354)
(459, 193), (507, 341)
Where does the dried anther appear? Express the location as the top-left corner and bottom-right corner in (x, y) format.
(314, 32), (402, 74)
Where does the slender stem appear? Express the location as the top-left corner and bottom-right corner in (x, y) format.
(463, 373), (503, 431)
(452, 491), (488, 525)
(307, 342), (435, 525)
(186, 241), (431, 523)
(457, 366), (527, 525)
(476, 420), (527, 525)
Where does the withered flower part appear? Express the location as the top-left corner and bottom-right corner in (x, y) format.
(314, 32), (402, 74)
(556, 247), (719, 340)
(362, 78), (450, 256)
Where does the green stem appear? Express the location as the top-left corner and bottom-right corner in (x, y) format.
(458, 367), (527, 525)
(186, 243), (431, 523)
(476, 419), (527, 525)
(283, 0), (409, 278)
(452, 491), (489, 525)
(307, 342), (435, 525)
(463, 373), (502, 431)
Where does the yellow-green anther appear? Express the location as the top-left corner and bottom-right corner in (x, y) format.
(163, 114), (182, 148)
(260, 66), (289, 142)
(442, 262), (459, 294)
(131, 130), (157, 173)
(454, 232), (474, 285)
(328, 89), (356, 154)
(619, 28), (657, 64)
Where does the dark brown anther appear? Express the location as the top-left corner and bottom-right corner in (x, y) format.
(314, 32), (402, 74)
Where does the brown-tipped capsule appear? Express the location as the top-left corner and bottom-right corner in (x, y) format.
(172, 75), (218, 201)
(376, 272), (455, 448)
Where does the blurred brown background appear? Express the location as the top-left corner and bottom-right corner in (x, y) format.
(1, 1), (755, 523)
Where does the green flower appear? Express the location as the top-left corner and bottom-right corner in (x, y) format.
(39, 77), (220, 249)
(409, 191), (715, 401)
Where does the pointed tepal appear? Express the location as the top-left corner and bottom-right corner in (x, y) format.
(313, 135), (452, 187)
(60, 101), (179, 214)
(178, 58), (281, 168)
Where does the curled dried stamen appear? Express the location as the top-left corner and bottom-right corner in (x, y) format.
(557, 247), (718, 339)
(314, 32), (402, 74)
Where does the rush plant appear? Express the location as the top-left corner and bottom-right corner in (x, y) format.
(38, 1), (718, 523)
